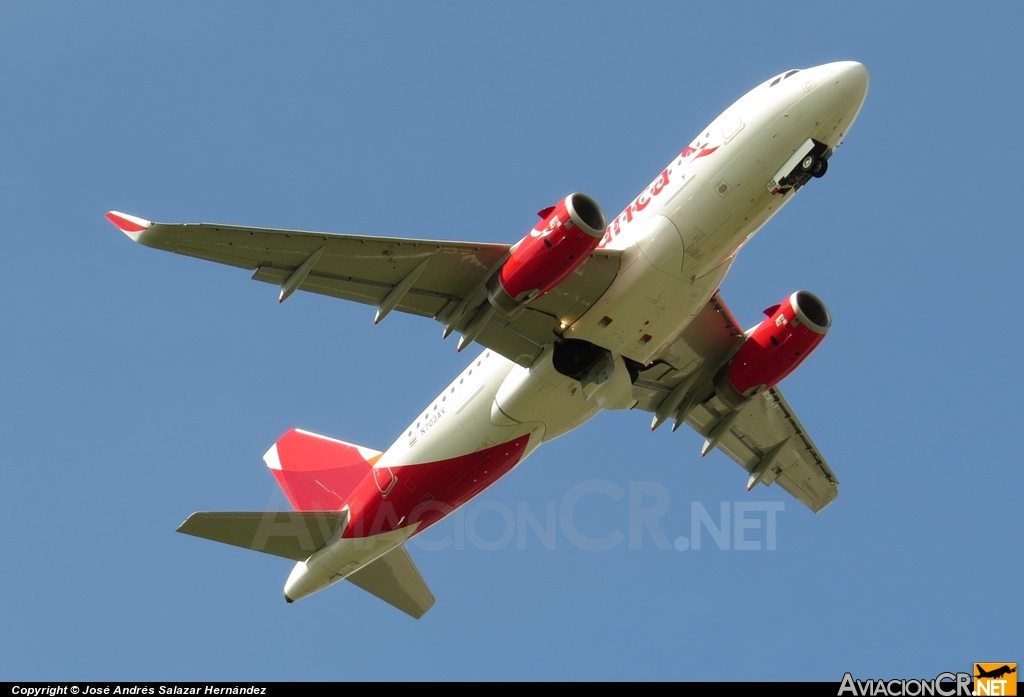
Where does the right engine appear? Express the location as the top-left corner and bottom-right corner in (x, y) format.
(716, 291), (831, 409)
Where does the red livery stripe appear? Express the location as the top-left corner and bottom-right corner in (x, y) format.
(343, 434), (531, 538)
(105, 211), (149, 232)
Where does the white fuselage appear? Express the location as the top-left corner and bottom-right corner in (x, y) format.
(386, 60), (867, 468)
(283, 61), (869, 600)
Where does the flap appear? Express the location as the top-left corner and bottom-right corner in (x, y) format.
(685, 388), (839, 512)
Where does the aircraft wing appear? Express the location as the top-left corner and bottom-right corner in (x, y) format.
(632, 293), (839, 513)
(107, 211), (621, 367)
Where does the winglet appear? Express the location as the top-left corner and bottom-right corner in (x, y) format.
(105, 211), (152, 240)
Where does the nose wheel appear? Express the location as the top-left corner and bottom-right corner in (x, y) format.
(798, 154), (829, 178)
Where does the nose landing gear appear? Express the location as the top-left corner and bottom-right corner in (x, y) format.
(797, 152), (829, 179)
(767, 138), (832, 194)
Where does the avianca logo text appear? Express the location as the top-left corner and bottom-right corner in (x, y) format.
(681, 142), (719, 160)
(600, 168), (672, 247)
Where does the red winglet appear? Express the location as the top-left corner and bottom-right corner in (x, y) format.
(105, 211), (151, 234)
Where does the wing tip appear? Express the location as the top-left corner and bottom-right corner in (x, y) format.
(176, 512), (200, 534)
(106, 211), (152, 238)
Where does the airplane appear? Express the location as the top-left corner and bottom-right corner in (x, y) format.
(107, 60), (869, 619)
(976, 666), (1017, 680)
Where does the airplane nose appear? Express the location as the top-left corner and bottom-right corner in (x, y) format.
(831, 61), (869, 106)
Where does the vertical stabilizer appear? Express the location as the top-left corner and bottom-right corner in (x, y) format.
(264, 428), (381, 511)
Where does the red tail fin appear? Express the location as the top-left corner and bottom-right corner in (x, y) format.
(263, 429), (381, 511)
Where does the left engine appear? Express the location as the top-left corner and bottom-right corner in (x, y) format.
(716, 291), (831, 409)
(488, 193), (607, 313)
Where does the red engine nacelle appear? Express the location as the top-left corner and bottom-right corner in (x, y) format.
(717, 291), (831, 408)
(488, 193), (607, 313)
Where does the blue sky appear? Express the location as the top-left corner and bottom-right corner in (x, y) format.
(2, 1), (1021, 681)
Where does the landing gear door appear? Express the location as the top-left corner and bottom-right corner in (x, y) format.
(767, 139), (816, 194)
(767, 138), (829, 195)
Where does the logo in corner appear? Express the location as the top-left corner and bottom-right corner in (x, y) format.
(975, 664), (1017, 696)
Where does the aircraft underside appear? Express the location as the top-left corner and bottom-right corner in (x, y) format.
(114, 61), (870, 617)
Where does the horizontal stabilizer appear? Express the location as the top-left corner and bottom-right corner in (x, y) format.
(177, 510), (348, 561)
(347, 545), (435, 619)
